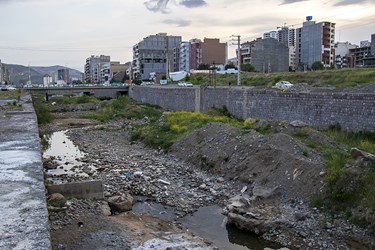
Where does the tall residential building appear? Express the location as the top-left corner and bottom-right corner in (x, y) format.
(132, 33), (181, 80)
(371, 34), (375, 55)
(189, 39), (202, 70)
(277, 27), (296, 47)
(85, 55), (110, 83)
(201, 38), (227, 66)
(57, 68), (69, 84)
(263, 31), (278, 40)
(43, 74), (53, 87)
(0, 60), (8, 84)
(179, 42), (190, 72)
(360, 40), (371, 48)
(296, 17), (336, 69)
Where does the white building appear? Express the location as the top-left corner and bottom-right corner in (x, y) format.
(263, 31), (278, 40)
(179, 42), (190, 72)
(43, 74), (53, 87)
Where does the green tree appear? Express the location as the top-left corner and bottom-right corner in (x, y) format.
(311, 61), (324, 71)
(241, 63), (255, 72)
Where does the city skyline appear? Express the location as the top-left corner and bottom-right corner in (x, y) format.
(0, 0), (374, 71)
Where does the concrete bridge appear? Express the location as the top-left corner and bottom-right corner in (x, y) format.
(25, 86), (129, 98)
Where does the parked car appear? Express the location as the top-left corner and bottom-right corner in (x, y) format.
(177, 81), (193, 87)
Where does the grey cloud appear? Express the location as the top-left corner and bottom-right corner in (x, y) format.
(162, 19), (192, 27)
(144, 0), (170, 13)
(280, 0), (308, 4)
(144, 0), (206, 13)
(179, 0), (207, 8)
(334, 0), (370, 6)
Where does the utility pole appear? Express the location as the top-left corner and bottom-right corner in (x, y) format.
(231, 35), (241, 86)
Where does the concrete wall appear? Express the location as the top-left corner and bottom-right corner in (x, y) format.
(0, 94), (51, 249)
(48, 180), (103, 200)
(129, 86), (375, 132)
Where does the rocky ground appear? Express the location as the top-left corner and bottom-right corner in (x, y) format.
(43, 108), (375, 250)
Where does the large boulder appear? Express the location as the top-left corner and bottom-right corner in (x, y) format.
(107, 193), (134, 214)
(48, 193), (67, 208)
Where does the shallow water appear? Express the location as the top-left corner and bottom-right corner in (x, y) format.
(43, 130), (96, 183)
(133, 198), (276, 250)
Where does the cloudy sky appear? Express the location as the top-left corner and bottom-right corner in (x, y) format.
(0, 0), (374, 71)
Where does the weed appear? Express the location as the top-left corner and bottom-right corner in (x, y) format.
(309, 194), (324, 208)
(260, 177), (269, 185)
(303, 149), (309, 157)
(32, 94), (54, 125)
(292, 128), (310, 138)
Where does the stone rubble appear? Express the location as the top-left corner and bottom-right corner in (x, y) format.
(44, 120), (375, 249)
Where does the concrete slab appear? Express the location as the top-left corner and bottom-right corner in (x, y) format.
(47, 180), (104, 200)
(0, 94), (51, 249)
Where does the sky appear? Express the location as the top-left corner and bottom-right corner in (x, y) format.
(0, 0), (374, 71)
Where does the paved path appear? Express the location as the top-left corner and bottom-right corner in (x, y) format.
(0, 94), (51, 249)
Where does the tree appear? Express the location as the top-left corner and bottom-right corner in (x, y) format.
(311, 61), (324, 71)
(241, 63), (255, 72)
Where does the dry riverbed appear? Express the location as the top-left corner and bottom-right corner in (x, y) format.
(43, 111), (375, 250)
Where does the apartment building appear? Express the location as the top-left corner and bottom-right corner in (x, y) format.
(201, 38), (227, 66)
(189, 39), (202, 70)
(352, 33), (375, 67)
(57, 68), (69, 84)
(179, 42), (190, 72)
(296, 17), (336, 69)
(334, 42), (358, 68)
(85, 55), (110, 83)
(263, 31), (278, 40)
(278, 27), (296, 47)
(132, 33), (181, 80)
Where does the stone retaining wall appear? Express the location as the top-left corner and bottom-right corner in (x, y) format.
(129, 86), (375, 132)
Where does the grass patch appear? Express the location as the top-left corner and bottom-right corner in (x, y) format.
(90, 96), (162, 123)
(317, 129), (375, 227)
(187, 68), (375, 87)
(32, 94), (54, 125)
(50, 95), (100, 104)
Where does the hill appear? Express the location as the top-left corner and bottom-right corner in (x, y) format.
(5, 64), (83, 86)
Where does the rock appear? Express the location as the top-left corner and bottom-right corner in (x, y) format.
(108, 193), (134, 214)
(252, 185), (279, 199)
(290, 120), (308, 127)
(227, 212), (287, 235)
(48, 193), (67, 208)
(294, 211), (307, 221)
(217, 177), (225, 182)
(351, 148), (375, 162)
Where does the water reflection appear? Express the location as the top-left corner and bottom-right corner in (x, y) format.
(133, 199), (274, 250)
(42, 130), (96, 183)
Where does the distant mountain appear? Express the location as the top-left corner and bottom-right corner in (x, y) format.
(31, 66), (83, 81)
(5, 64), (83, 87)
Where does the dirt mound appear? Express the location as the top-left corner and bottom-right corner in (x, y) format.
(171, 122), (325, 200)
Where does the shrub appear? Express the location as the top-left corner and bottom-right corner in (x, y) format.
(32, 94), (54, 125)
